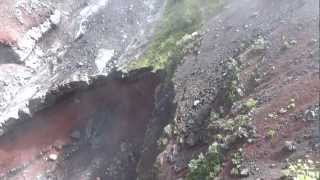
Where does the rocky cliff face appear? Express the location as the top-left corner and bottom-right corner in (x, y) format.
(0, 0), (163, 135)
(0, 0), (319, 179)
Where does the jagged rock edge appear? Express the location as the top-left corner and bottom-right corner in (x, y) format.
(0, 67), (156, 136)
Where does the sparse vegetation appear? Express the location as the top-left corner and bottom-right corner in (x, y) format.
(224, 57), (242, 103)
(127, 0), (201, 72)
(230, 98), (258, 115)
(245, 98), (257, 111)
(266, 128), (276, 140)
(251, 36), (267, 51)
(209, 111), (221, 122)
(230, 149), (249, 177)
(187, 143), (222, 180)
(282, 159), (320, 180)
(221, 115), (251, 132)
(127, 0), (223, 75)
(207, 104), (255, 150)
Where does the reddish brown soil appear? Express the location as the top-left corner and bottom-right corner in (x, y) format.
(0, 74), (160, 179)
(0, 0), (49, 45)
(154, 0), (319, 179)
(221, 14), (319, 179)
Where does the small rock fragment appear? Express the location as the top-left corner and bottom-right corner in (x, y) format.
(247, 138), (255, 144)
(289, 40), (297, 45)
(95, 49), (115, 73)
(279, 108), (288, 114)
(70, 130), (81, 140)
(240, 168), (250, 177)
(50, 10), (61, 26)
(304, 106), (319, 121)
(284, 141), (296, 152)
(311, 38), (318, 43)
(251, 12), (259, 17)
(193, 100), (201, 107)
(48, 154), (58, 161)
(270, 163), (276, 168)
(287, 103), (296, 109)
(76, 62), (84, 67)
(237, 88), (244, 97)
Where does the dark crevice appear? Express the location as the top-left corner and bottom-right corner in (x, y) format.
(0, 69), (176, 180)
(0, 44), (20, 64)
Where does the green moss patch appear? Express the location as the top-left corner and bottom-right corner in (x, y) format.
(127, 0), (223, 76)
(187, 143), (222, 180)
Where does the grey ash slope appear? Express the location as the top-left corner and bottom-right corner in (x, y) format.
(152, 0), (319, 179)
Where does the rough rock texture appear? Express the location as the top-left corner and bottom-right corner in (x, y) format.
(154, 0), (320, 179)
(0, 0), (164, 134)
(0, 0), (319, 179)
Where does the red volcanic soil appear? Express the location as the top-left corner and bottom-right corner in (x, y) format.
(221, 17), (320, 179)
(0, 0), (50, 45)
(0, 73), (160, 179)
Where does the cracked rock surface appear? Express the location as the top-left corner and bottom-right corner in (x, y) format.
(0, 0), (163, 133)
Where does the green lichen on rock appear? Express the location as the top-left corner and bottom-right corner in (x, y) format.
(187, 143), (222, 180)
(127, 0), (223, 75)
